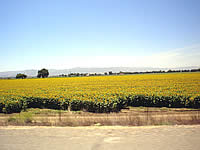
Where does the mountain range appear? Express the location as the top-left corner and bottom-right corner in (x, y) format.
(0, 66), (199, 78)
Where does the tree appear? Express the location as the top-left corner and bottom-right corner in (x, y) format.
(16, 73), (27, 79)
(37, 68), (49, 78)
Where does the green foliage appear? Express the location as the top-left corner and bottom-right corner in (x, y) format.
(16, 73), (27, 79)
(70, 99), (83, 111)
(8, 112), (33, 124)
(127, 95), (192, 108)
(0, 95), (200, 114)
(0, 101), (4, 113)
(191, 96), (200, 108)
(25, 97), (69, 110)
(37, 68), (49, 78)
(7, 117), (17, 122)
(3, 100), (23, 114)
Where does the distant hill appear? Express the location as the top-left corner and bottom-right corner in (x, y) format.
(0, 66), (199, 78)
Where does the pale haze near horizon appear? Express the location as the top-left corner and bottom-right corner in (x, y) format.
(0, 0), (200, 72)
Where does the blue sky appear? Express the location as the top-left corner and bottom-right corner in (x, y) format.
(0, 0), (200, 71)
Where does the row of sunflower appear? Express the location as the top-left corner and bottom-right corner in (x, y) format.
(0, 95), (200, 113)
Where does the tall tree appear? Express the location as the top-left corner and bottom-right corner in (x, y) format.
(37, 68), (49, 78)
(16, 73), (27, 79)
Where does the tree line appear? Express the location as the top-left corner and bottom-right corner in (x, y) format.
(16, 68), (49, 79)
(15, 68), (200, 79)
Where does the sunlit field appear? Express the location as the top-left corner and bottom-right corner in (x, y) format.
(1, 72), (200, 99)
(0, 72), (200, 113)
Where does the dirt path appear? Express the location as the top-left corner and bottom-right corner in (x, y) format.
(0, 125), (200, 150)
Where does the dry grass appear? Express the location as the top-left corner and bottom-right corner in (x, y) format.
(0, 107), (200, 126)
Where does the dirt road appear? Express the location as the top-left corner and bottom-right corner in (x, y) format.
(0, 125), (200, 150)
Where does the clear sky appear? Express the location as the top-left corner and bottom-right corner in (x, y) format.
(0, 0), (200, 71)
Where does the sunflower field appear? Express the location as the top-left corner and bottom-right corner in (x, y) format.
(0, 72), (200, 113)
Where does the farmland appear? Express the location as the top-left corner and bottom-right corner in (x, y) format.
(0, 72), (200, 113)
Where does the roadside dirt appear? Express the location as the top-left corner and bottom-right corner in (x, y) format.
(0, 108), (199, 126)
